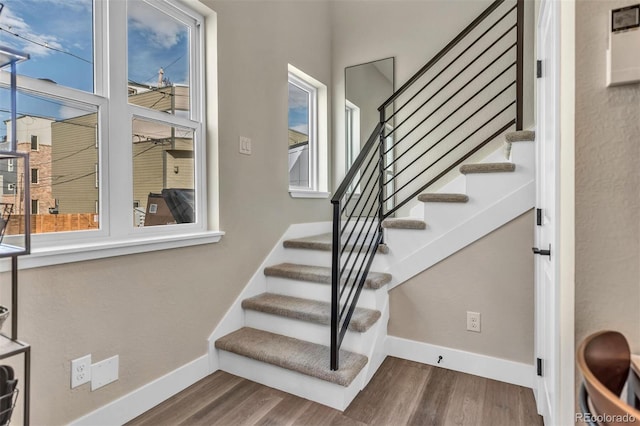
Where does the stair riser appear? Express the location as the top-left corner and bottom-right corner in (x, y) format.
(217, 350), (363, 411)
(244, 310), (378, 353)
(277, 248), (389, 271)
(265, 276), (385, 310)
(420, 200), (480, 234)
(509, 141), (535, 169)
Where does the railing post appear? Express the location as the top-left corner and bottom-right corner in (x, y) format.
(516, 0), (524, 130)
(378, 110), (385, 242)
(330, 201), (341, 371)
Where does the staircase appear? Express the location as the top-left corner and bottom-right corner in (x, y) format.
(211, 0), (530, 411)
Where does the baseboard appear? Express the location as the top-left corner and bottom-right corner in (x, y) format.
(69, 355), (210, 426)
(385, 336), (534, 389)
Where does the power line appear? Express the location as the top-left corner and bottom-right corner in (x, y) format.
(141, 53), (186, 86)
(0, 26), (92, 64)
(51, 171), (95, 186)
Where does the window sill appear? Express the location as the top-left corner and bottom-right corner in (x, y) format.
(289, 190), (331, 199)
(1, 231), (224, 271)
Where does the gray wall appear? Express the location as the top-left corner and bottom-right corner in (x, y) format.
(330, 0), (535, 207)
(10, 1), (333, 423)
(389, 211), (535, 364)
(575, 0), (640, 357)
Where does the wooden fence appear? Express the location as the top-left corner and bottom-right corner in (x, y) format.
(5, 214), (99, 235)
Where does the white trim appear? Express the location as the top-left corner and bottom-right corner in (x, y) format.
(289, 190), (330, 199)
(386, 336), (535, 389)
(69, 355), (210, 426)
(0, 231), (224, 271)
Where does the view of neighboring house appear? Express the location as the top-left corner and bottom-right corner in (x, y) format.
(287, 128), (309, 188)
(0, 82), (194, 231)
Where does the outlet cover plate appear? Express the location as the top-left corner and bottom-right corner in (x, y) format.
(91, 355), (119, 391)
(467, 311), (481, 333)
(71, 354), (92, 388)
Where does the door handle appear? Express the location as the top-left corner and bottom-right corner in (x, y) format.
(532, 245), (551, 259)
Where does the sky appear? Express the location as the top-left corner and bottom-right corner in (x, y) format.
(0, 0), (190, 138)
(288, 82), (309, 136)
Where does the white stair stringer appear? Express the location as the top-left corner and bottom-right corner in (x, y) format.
(384, 136), (535, 289)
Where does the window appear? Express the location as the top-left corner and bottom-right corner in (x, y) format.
(7, 160), (13, 173)
(287, 65), (328, 198)
(0, 0), (217, 263)
(345, 100), (361, 169)
(7, 184), (15, 192)
(288, 74), (315, 190)
(31, 200), (39, 215)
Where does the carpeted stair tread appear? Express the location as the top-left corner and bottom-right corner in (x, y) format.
(381, 218), (427, 230)
(417, 193), (469, 203)
(215, 327), (367, 387)
(242, 293), (381, 333)
(505, 130), (535, 142)
(283, 233), (389, 254)
(460, 163), (515, 174)
(264, 263), (391, 290)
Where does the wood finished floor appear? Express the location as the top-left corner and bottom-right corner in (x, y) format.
(127, 357), (543, 426)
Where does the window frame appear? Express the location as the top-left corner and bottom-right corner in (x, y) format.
(30, 135), (38, 151)
(0, 0), (221, 269)
(287, 65), (329, 199)
(31, 168), (38, 184)
(287, 72), (317, 192)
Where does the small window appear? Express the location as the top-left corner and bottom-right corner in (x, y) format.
(7, 160), (14, 172)
(31, 199), (39, 215)
(7, 184), (15, 192)
(288, 72), (317, 190)
(31, 168), (39, 184)
(31, 135), (38, 151)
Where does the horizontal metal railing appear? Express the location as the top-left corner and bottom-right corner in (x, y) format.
(330, 0), (523, 370)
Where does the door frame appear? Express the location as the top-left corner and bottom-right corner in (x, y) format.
(533, 0), (575, 424)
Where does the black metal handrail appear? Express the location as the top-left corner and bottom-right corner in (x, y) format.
(330, 0), (524, 370)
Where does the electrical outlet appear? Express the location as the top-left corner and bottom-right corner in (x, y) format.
(467, 311), (481, 333)
(91, 355), (119, 391)
(71, 354), (92, 388)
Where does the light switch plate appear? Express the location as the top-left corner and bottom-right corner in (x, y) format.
(91, 355), (119, 391)
(239, 136), (252, 155)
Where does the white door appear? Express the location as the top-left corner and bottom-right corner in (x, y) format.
(534, 0), (560, 423)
